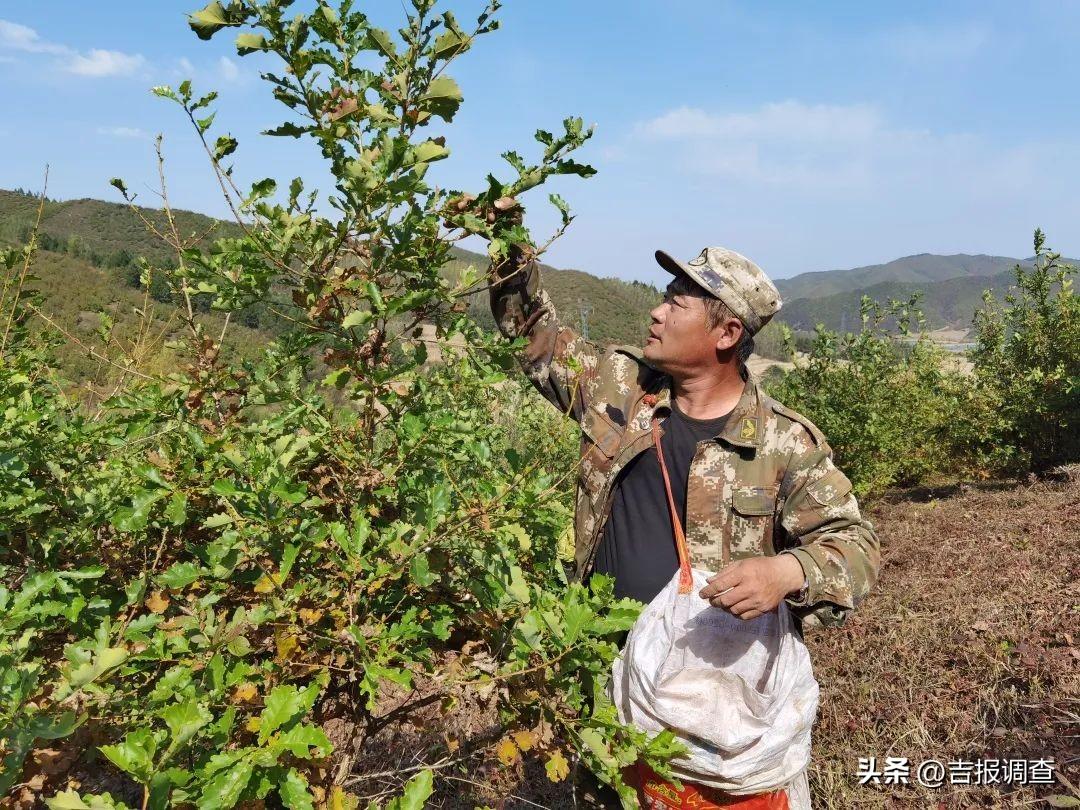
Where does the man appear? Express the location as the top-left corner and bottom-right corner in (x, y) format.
(489, 244), (880, 630)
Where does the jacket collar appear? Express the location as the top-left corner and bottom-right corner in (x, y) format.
(642, 368), (765, 451)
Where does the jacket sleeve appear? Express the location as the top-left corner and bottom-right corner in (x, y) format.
(488, 247), (601, 422)
(776, 442), (881, 629)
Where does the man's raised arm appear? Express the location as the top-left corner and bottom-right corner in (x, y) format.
(488, 245), (600, 422)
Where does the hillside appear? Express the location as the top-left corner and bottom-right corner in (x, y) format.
(0, 189), (672, 360)
(778, 268), (1022, 332)
(775, 251), (1078, 332)
(776, 253), (1024, 301)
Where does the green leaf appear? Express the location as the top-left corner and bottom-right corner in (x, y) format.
(67, 645), (128, 690)
(1046, 798), (1080, 809)
(100, 728), (157, 783)
(259, 683), (319, 742)
(367, 28), (397, 59)
(162, 699), (212, 749)
(385, 770), (433, 810)
(409, 553), (437, 587)
(203, 512), (234, 529)
(214, 135), (238, 160)
(433, 27), (469, 60)
(409, 140), (450, 166)
(189, 2), (229, 40)
(277, 724), (333, 758)
(235, 32), (267, 55)
(420, 76), (463, 122)
(165, 492), (187, 526)
(277, 768), (314, 810)
(197, 759), (253, 810)
(109, 178), (128, 196)
(47, 791), (133, 810)
(263, 122), (309, 138)
(341, 309), (372, 329)
(158, 562), (202, 590)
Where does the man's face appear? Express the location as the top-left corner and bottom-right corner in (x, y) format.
(643, 276), (743, 375)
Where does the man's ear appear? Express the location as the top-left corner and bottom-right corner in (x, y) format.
(713, 317), (744, 352)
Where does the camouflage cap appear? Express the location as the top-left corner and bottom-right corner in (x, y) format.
(654, 246), (782, 335)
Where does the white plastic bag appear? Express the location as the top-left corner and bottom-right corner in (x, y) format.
(611, 565), (819, 801)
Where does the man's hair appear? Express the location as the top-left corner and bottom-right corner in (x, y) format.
(667, 274), (755, 365)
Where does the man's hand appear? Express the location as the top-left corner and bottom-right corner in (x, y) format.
(698, 555), (806, 621)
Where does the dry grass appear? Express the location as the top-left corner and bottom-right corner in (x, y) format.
(806, 472), (1079, 808)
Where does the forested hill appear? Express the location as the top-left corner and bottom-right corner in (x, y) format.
(775, 251), (1075, 331)
(775, 253), (1023, 301)
(0, 188), (665, 354)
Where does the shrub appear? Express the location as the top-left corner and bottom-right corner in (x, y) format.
(0, 2), (683, 808)
(971, 229), (1080, 473)
(766, 296), (995, 496)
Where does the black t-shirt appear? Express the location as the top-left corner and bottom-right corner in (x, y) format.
(591, 400), (733, 604)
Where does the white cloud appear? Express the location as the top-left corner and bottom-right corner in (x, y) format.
(97, 126), (149, 139)
(218, 56), (240, 82)
(66, 49), (145, 77)
(177, 57), (195, 75)
(636, 102), (882, 144)
(0, 19), (145, 78)
(881, 22), (989, 65)
(0, 19), (66, 54)
(621, 99), (1050, 201)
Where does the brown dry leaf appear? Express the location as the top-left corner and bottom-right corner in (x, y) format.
(545, 750), (570, 783)
(445, 734), (460, 753)
(495, 737), (520, 766)
(232, 682), (258, 703)
(511, 730), (537, 752)
(32, 748), (70, 775)
(145, 590), (170, 614)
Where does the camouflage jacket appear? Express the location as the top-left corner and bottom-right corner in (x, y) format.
(489, 255), (881, 628)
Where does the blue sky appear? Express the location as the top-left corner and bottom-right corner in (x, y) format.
(3, 1), (1080, 284)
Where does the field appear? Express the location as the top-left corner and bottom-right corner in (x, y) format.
(807, 471), (1079, 808)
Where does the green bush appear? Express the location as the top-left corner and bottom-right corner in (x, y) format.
(971, 230), (1080, 473)
(766, 296), (997, 496)
(0, 3), (684, 808)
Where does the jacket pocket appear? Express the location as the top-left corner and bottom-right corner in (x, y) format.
(729, 484), (778, 559)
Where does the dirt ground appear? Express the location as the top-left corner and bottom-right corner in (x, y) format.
(425, 471), (1080, 809)
(804, 470), (1079, 808)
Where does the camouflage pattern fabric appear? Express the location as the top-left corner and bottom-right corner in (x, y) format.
(489, 251), (880, 629)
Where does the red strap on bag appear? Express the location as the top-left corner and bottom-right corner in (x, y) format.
(650, 418), (695, 595)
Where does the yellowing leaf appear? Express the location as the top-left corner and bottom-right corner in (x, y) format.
(511, 730), (537, 752)
(275, 631), (299, 662)
(495, 737), (519, 766)
(545, 750), (570, 783)
(253, 572), (283, 594)
(245, 716), (261, 733)
(145, 590), (170, 614)
(298, 608), (324, 625)
(232, 682), (257, 703)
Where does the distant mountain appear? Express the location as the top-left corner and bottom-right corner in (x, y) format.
(776, 253), (1026, 301)
(774, 252), (1076, 332)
